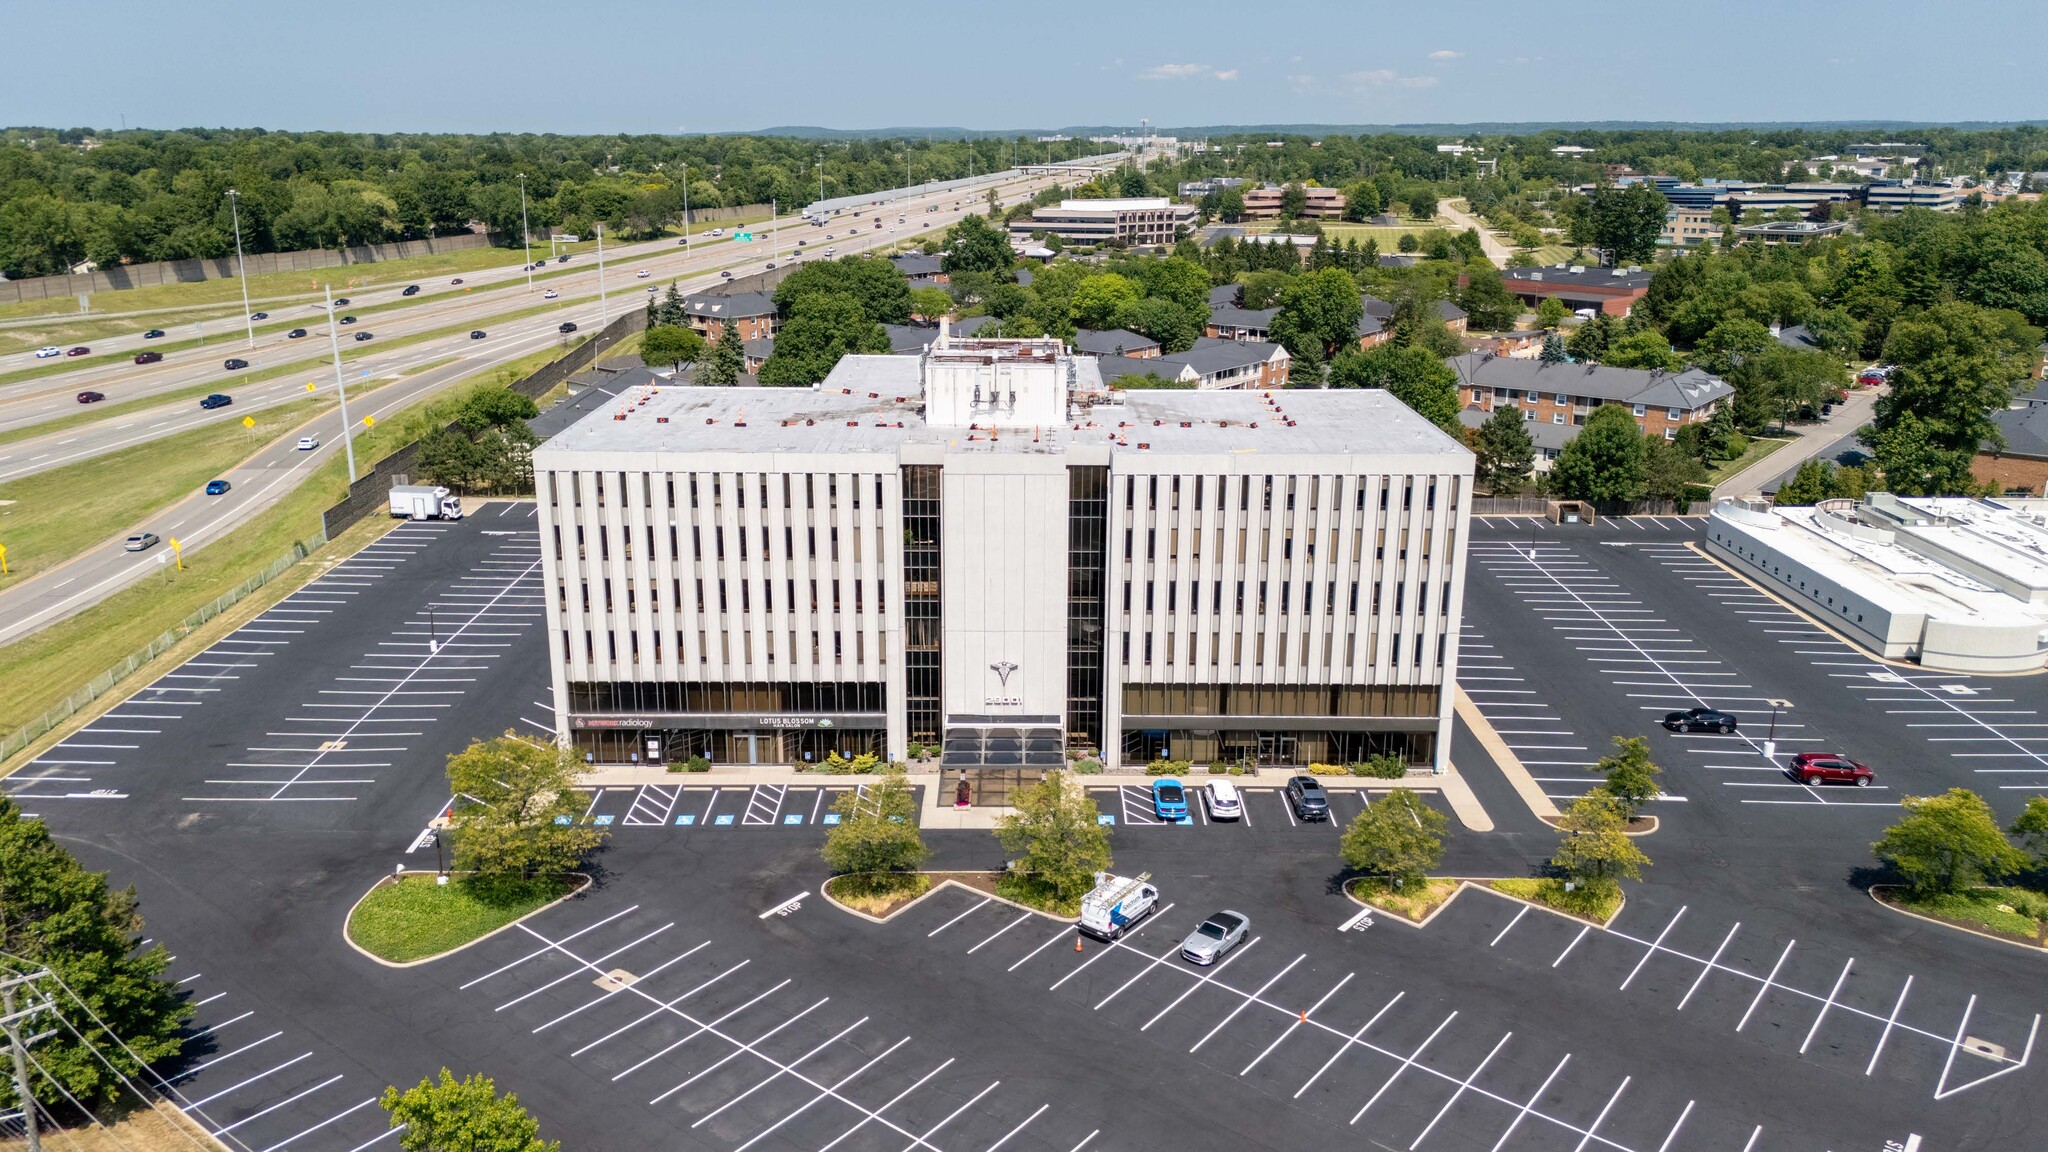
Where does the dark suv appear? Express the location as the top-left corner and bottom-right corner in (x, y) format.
(200, 393), (233, 409)
(1285, 775), (1330, 821)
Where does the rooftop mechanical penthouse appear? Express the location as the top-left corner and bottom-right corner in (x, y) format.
(533, 325), (1475, 775)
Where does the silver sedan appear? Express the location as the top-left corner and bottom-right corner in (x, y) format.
(1179, 911), (1249, 966)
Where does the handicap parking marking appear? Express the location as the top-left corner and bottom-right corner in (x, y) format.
(713, 814), (735, 826)
(675, 813), (698, 826)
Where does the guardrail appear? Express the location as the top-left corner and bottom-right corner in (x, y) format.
(0, 532), (327, 765)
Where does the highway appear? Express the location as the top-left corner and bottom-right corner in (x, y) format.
(0, 166), (1102, 644)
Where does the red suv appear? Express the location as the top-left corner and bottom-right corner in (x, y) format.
(1790, 752), (1874, 787)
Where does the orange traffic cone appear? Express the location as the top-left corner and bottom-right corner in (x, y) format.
(1075, 937), (1084, 952)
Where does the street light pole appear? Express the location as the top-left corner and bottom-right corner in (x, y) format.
(595, 223), (608, 327)
(227, 188), (254, 348)
(681, 163), (689, 256)
(517, 174), (532, 291)
(323, 285), (358, 481)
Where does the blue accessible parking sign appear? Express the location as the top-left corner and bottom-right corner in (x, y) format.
(1098, 814), (1116, 825)
(783, 814), (804, 825)
(822, 814), (841, 825)
(675, 814), (696, 826)
(714, 814), (735, 826)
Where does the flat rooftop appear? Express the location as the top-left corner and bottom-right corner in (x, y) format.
(535, 360), (1469, 463)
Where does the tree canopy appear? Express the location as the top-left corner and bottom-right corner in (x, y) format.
(1326, 343), (1462, 434)
(444, 734), (607, 880)
(381, 1069), (558, 1152)
(1547, 404), (1647, 503)
(1339, 789), (1448, 887)
(1872, 788), (2028, 895)
(994, 770), (1111, 905)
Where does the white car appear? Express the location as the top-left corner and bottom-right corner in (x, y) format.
(1204, 779), (1243, 820)
(34, 346), (62, 358)
(824, 247), (836, 256)
(543, 289), (559, 299)
(296, 436), (319, 451)
(707, 228), (723, 237)
(636, 269), (650, 278)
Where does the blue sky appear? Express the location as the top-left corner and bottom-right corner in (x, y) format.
(10, 0), (2048, 133)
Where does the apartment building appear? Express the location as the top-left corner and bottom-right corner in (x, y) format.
(1448, 352), (1733, 442)
(1008, 198), (1198, 247)
(534, 328), (1471, 774)
(682, 291), (779, 342)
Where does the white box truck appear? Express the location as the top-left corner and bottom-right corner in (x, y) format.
(1078, 872), (1157, 940)
(389, 484), (463, 521)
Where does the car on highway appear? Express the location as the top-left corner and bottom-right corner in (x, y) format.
(1663, 706), (1738, 733)
(142, 329), (165, 339)
(35, 346), (62, 358)
(66, 346), (90, 356)
(353, 331), (373, 341)
(334, 297), (350, 306)
(401, 284), (420, 296)
(450, 278), (464, 285)
(123, 532), (161, 552)
(469, 330), (487, 339)
(1203, 779), (1242, 820)
(542, 290), (559, 299)
(1285, 774), (1331, 821)
(134, 351), (162, 365)
(824, 247), (836, 256)
(339, 315), (357, 325)
(766, 262), (777, 270)
(204, 479), (231, 495)
(1179, 911), (1249, 966)
(222, 359), (248, 370)
(287, 327), (309, 338)
(200, 393), (234, 408)
(720, 270), (733, 279)
(556, 255), (569, 263)
(77, 391), (105, 404)
(251, 311), (269, 320)
(1151, 778), (1188, 821)
(558, 322), (578, 334)
(826, 233), (835, 239)
(796, 238), (805, 246)
(1790, 752), (1875, 787)
(708, 228), (723, 237)
(636, 269), (650, 278)
(297, 436), (319, 451)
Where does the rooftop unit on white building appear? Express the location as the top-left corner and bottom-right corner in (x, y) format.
(531, 329), (1474, 790)
(1705, 495), (2048, 672)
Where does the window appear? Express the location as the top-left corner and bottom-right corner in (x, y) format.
(1552, 412), (1565, 424)
(1664, 427), (1677, 440)
(1631, 403), (1646, 417)
(1668, 407), (1683, 420)
(1523, 409), (1535, 422)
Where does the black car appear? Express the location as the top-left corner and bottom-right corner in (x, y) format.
(334, 297), (350, 306)
(469, 330), (487, 340)
(339, 315), (356, 325)
(77, 391), (104, 403)
(133, 350), (162, 365)
(1285, 774), (1330, 821)
(200, 393), (233, 408)
(1663, 706), (1738, 733)
(353, 331), (374, 341)
(221, 359), (248, 371)
(142, 328), (165, 339)
(556, 255), (569, 263)
(401, 284), (420, 296)
(251, 311), (269, 320)
(558, 322), (578, 333)
(287, 328), (307, 338)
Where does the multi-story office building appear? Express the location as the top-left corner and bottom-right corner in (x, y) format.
(1007, 198), (1198, 248)
(534, 328), (1474, 776)
(1240, 184), (1347, 219)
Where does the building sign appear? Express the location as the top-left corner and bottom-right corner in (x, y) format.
(983, 697), (1022, 707)
(575, 717), (653, 729)
(756, 716), (836, 730)
(570, 713), (878, 731)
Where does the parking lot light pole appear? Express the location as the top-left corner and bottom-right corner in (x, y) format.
(1764, 698), (1792, 764)
(227, 188), (254, 348)
(323, 286), (358, 481)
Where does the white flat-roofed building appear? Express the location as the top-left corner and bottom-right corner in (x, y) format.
(1008, 197), (1197, 248)
(1705, 496), (2048, 672)
(534, 328), (1474, 777)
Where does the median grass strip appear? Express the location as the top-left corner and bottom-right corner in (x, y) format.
(1707, 435), (1791, 484)
(1344, 876), (1462, 924)
(348, 874), (580, 963)
(823, 872), (933, 918)
(0, 399), (327, 589)
(1488, 877), (1624, 926)
(1875, 884), (2048, 947)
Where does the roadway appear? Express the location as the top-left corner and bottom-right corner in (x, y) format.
(0, 169), (1092, 644)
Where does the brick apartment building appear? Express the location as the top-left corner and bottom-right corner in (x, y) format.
(683, 291), (779, 342)
(1448, 352), (1733, 444)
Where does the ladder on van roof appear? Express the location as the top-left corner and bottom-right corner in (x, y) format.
(1086, 871), (1152, 910)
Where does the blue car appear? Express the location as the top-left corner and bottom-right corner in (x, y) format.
(1152, 777), (1189, 822)
(205, 479), (230, 495)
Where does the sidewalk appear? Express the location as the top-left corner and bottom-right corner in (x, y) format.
(1712, 387), (1880, 499)
(1441, 201), (1513, 268)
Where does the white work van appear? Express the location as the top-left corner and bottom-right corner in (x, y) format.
(1078, 872), (1157, 940)
(389, 484), (463, 520)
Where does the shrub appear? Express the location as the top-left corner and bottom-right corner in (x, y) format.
(1348, 754), (1410, 778)
(669, 753), (711, 774)
(1145, 757), (1192, 776)
(1072, 758), (1103, 774)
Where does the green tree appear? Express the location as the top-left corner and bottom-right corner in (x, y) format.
(1071, 273), (1141, 330)
(1339, 789), (1448, 887)
(1457, 266), (1522, 331)
(1589, 182), (1668, 264)
(820, 768), (929, 877)
(1693, 317), (1774, 378)
(773, 255), (912, 325)
(1539, 333), (1568, 363)
(1867, 301), (2040, 493)
(1214, 186), (1245, 223)
(1642, 435), (1709, 502)
(1133, 256), (1212, 315)
(1405, 185), (1438, 220)
(760, 292), (891, 386)
(1111, 371), (1191, 390)
(1342, 181), (1382, 222)
(638, 323), (705, 373)
(1873, 788), (2028, 895)
(1238, 269), (1292, 309)
(1773, 459), (1838, 506)
(940, 213), (1012, 276)
(1279, 182), (1308, 220)
(381, 1070), (558, 1152)
(1326, 344), (1462, 434)
(2011, 795), (2048, 867)
(699, 325), (743, 386)
(1269, 267), (1364, 361)
(908, 286), (953, 321)
(1121, 297), (1202, 353)
(1548, 404), (1647, 503)
(1549, 790), (1652, 893)
(1566, 312), (1617, 362)
(1397, 232), (1420, 254)
(1475, 404), (1535, 492)
(1536, 297), (1570, 330)
(444, 734), (607, 880)
(1601, 330), (1684, 372)
(1591, 736), (1663, 820)
(994, 770), (1112, 905)
(0, 797), (189, 1109)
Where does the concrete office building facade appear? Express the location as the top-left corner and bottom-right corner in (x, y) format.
(534, 330), (1473, 772)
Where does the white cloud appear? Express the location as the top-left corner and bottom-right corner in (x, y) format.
(1141, 62), (1207, 80)
(1347, 69), (1397, 85)
(1213, 68), (1240, 81)
(1397, 74), (1439, 88)
(1342, 68), (1439, 91)
(1428, 49), (1462, 60)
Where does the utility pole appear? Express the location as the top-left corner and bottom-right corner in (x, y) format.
(324, 286), (359, 481)
(226, 188), (254, 348)
(2, 969), (54, 1152)
(595, 223), (608, 327)
(680, 164), (689, 257)
(818, 151), (824, 206)
(517, 174), (533, 291)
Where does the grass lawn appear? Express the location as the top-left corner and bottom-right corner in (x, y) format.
(0, 1101), (222, 1152)
(1345, 877), (1462, 923)
(1707, 436), (1791, 484)
(1489, 877), (1624, 925)
(0, 399), (326, 589)
(1240, 220), (1452, 246)
(348, 874), (579, 963)
(1525, 245), (1578, 265)
(0, 304), (248, 357)
(824, 872), (933, 917)
(1877, 885), (2048, 947)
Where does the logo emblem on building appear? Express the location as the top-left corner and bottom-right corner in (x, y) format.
(990, 661), (1018, 688)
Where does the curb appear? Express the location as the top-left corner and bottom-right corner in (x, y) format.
(1866, 884), (2048, 955)
(1453, 687), (1561, 820)
(1342, 877), (1472, 929)
(1540, 812), (1660, 838)
(822, 872), (1076, 926)
(342, 870), (591, 968)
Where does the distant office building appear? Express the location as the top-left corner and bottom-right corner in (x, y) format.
(1734, 219), (1850, 245)
(1500, 264), (1654, 317)
(1863, 182), (1964, 212)
(1178, 178), (1247, 198)
(1008, 198), (1197, 247)
(1663, 205), (1720, 248)
(1240, 184), (1347, 219)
